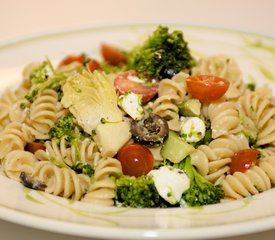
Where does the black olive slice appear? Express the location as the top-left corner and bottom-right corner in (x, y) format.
(160, 68), (176, 79)
(19, 172), (47, 191)
(130, 113), (169, 147)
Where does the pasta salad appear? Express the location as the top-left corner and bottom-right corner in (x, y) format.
(0, 26), (275, 208)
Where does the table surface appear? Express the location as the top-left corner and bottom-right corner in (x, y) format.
(1, 0), (275, 239)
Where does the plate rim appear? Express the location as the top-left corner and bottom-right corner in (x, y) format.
(0, 202), (275, 240)
(1, 22), (275, 51)
(1, 204), (275, 239)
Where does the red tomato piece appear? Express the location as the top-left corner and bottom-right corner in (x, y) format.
(87, 59), (101, 72)
(230, 149), (260, 174)
(117, 144), (154, 177)
(114, 70), (158, 103)
(59, 54), (85, 66)
(186, 75), (230, 102)
(101, 43), (127, 66)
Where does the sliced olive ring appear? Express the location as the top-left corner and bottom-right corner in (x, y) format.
(130, 113), (169, 147)
(19, 172), (47, 191)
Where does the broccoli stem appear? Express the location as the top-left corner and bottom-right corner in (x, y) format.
(25, 73), (67, 103)
(179, 157), (225, 207)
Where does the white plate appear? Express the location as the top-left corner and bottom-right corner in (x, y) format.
(1, 24), (275, 239)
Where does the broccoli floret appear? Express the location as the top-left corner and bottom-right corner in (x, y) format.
(115, 175), (170, 208)
(49, 115), (85, 166)
(25, 71), (67, 103)
(49, 115), (94, 177)
(25, 72), (68, 103)
(25, 58), (83, 103)
(177, 157), (224, 207)
(29, 59), (54, 85)
(127, 26), (195, 78)
(49, 115), (79, 144)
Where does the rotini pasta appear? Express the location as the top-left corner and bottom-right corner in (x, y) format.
(238, 90), (275, 146)
(32, 161), (91, 200)
(29, 89), (59, 139)
(2, 150), (38, 181)
(190, 134), (249, 184)
(9, 99), (30, 123)
(1, 88), (21, 106)
(0, 122), (35, 158)
(152, 72), (188, 131)
(0, 100), (11, 132)
(82, 157), (122, 205)
(202, 100), (243, 139)
(35, 137), (99, 167)
(0, 84), (30, 133)
(222, 156), (275, 199)
(258, 146), (275, 157)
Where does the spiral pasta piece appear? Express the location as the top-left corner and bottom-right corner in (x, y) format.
(0, 87), (30, 132)
(202, 100), (242, 139)
(192, 54), (245, 99)
(34, 138), (71, 165)
(238, 90), (275, 146)
(82, 157), (122, 205)
(21, 62), (42, 87)
(221, 156), (275, 199)
(32, 161), (90, 200)
(255, 86), (275, 109)
(238, 90), (275, 129)
(258, 146), (275, 157)
(152, 72), (188, 131)
(0, 101), (10, 132)
(56, 102), (70, 120)
(0, 122), (35, 158)
(35, 137), (99, 167)
(9, 99), (30, 123)
(29, 89), (59, 139)
(190, 134), (249, 184)
(2, 150), (38, 181)
(1, 88), (20, 105)
(256, 119), (275, 146)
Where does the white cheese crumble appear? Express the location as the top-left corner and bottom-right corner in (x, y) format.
(128, 75), (145, 83)
(180, 117), (206, 143)
(118, 92), (144, 120)
(149, 166), (190, 205)
(128, 75), (157, 85)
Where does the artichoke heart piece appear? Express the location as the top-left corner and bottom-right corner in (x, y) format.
(61, 70), (123, 134)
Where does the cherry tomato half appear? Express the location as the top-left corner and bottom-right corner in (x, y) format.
(101, 43), (127, 66)
(114, 70), (158, 103)
(186, 75), (230, 103)
(117, 144), (154, 177)
(59, 54), (85, 66)
(230, 149), (260, 174)
(87, 59), (101, 72)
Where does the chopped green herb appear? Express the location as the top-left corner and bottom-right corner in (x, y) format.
(19, 102), (28, 110)
(30, 59), (54, 85)
(247, 82), (256, 91)
(71, 162), (94, 177)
